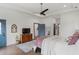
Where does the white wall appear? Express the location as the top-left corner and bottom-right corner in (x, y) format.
(0, 7), (41, 46)
(41, 10), (79, 40)
(60, 10), (79, 39)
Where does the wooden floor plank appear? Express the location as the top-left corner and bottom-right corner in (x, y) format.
(0, 45), (41, 55)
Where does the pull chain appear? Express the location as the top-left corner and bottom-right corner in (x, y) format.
(40, 3), (43, 12)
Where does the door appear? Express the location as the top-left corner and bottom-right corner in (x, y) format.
(0, 20), (6, 48)
(38, 24), (45, 36)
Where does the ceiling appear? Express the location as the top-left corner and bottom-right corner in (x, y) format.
(0, 3), (79, 17)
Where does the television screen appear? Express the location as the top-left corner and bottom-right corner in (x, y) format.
(22, 28), (30, 34)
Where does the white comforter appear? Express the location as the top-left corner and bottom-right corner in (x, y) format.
(41, 36), (79, 55)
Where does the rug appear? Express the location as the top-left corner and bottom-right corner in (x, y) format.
(16, 40), (36, 53)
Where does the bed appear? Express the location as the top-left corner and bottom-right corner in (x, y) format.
(41, 36), (79, 55)
(17, 35), (79, 55)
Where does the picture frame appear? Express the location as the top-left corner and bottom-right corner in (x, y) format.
(11, 24), (17, 33)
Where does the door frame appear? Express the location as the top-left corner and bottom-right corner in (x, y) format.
(33, 23), (39, 39)
(0, 19), (7, 47)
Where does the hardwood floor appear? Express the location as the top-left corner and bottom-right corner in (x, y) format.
(0, 45), (41, 55)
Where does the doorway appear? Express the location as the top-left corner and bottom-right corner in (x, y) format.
(0, 20), (6, 48)
(33, 23), (45, 39)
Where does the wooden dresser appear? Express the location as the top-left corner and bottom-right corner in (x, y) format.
(20, 34), (32, 43)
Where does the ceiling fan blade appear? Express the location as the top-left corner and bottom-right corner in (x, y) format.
(40, 9), (48, 14)
(40, 13), (46, 15)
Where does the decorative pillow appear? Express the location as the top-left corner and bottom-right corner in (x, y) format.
(68, 35), (79, 45)
(35, 36), (43, 48)
(73, 32), (79, 37)
(76, 39), (79, 45)
(68, 31), (79, 45)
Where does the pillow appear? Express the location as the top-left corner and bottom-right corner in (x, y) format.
(73, 32), (79, 37)
(35, 36), (43, 48)
(76, 39), (79, 45)
(68, 36), (79, 45)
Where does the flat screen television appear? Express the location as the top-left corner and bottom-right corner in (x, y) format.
(22, 28), (30, 34)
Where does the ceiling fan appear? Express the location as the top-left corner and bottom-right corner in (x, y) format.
(40, 3), (49, 16)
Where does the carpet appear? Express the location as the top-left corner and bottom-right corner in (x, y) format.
(16, 40), (36, 53)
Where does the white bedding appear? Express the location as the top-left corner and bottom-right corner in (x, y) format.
(41, 36), (79, 55)
(54, 41), (79, 55)
(41, 36), (58, 55)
